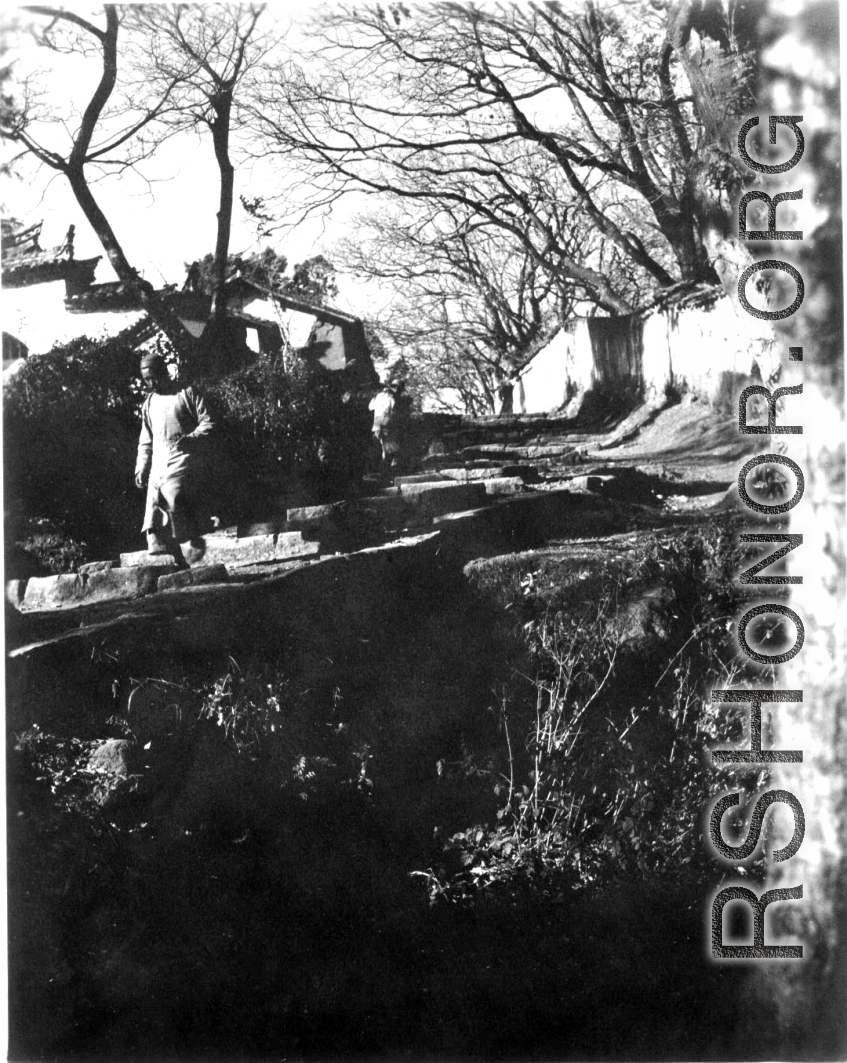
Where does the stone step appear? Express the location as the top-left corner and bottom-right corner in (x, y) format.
(234, 520), (290, 538)
(420, 452), (479, 468)
(158, 564), (230, 593)
(286, 503), (340, 530)
(116, 552), (177, 570)
(393, 473), (449, 485)
(195, 532), (320, 568)
(120, 531), (320, 570)
(355, 493), (418, 527)
(421, 453), (544, 471)
(453, 414), (577, 431)
(288, 495), (426, 536)
(17, 563), (177, 612)
(438, 429), (577, 449)
(436, 464), (540, 483)
(460, 446), (523, 460)
(562, 474), (615, 493)
(482, 477), (527, 496)
(398, 480), (488, 518)
(286, 484), (491, 535)
(432, 488), (639, 565)
(511, 445), (580, 460)
(78, 559), (120, 575)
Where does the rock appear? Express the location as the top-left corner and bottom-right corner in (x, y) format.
(5, 580), (25, 608)
(89, 737), (137, 774)
(398, 481), (488, 518)
(438, 465), (538, 483)
(20, 573), (84, 611)
(87, 738), (140, 809)
(167, 532), (321, 569)
(20, 566), (170, 611)
(86, 566), (171, 601)
(611, 585), (675, 648)
(78, 560), (119, 576)
(286, 504), (338, 527)
(394, 473), (449, 485)
(274, 535), (321, 562)
(120, 550), (181, 569)
(158, 564), (230, 592)
(356, 494), (415, 528)
(565, 474), (614, 493)
(483, 477), (527, 496)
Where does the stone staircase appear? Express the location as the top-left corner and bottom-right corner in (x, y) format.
(8, 413), (605, 615)
(421, 413), (608, 473)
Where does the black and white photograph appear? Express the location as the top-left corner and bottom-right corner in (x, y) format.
(1, 1), (843, 1059)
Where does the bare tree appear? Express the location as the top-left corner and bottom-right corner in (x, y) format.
(124, 4), (271, 326)
(2, 6), (191, 350)
(249, 0), (759, 313)
(334, 195), (581, 411)
(1, 4), (274, 369)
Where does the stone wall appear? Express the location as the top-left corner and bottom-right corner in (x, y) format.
(518, 294), (778, 415)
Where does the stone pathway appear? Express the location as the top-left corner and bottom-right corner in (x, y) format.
(7, 469), (535, 613)
(6, 405), (736, 616)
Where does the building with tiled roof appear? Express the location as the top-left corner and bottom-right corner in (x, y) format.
(1, 221), (100, 292)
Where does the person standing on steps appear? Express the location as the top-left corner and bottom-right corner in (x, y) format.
(134, 352), (215, 557)
(494, 368), (515, 416)
(369, 374), (412, 474)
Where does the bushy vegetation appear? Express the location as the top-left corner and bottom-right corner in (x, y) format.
(187, 249), (339, 307)
(3, 334), (374, 572)
(3, 329), (151, 569)
(421, 523), (766, 906)
(204, 353), (375, 508)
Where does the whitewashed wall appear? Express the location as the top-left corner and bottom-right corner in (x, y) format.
(518, 296), (778, 414)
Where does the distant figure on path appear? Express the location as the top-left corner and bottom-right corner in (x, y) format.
(513, 373), (526, 414)
(369, 376), (411, 472)
(134, 352), (215, 555)
(495, 369), (514, 416)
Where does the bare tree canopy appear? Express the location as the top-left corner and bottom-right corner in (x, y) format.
(249, 0), (760, 314)
(2, 3), (277, 366)
(2, 0), (767, 401)
(335, 199), (571, 411)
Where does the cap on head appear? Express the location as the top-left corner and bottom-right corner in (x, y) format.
(140, 352), (166, 372)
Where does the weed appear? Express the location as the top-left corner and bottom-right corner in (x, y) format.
(198, 657), (297, 755)
(13, 520), (89, 574)
(420, 520), (765, 905)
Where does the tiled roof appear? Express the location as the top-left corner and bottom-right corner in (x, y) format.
(3, 254), (100, 290)
(64, 282), (180, 314)
(2, 221), (101, 289)
(65, 277), (364, 330)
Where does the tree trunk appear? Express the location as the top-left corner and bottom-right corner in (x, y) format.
(209, 89), (235, 325)
(667, 0), (757, 304)
(66, 168), (197, 364)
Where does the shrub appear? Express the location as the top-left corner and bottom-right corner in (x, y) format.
(420, 520), (765, 904)
(3, 326), (157, 422)
(10, 519), (90, 575)
(198, 658), (374, 800)
(3, 330), (148, 563)
(205, 353), (374, 505)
